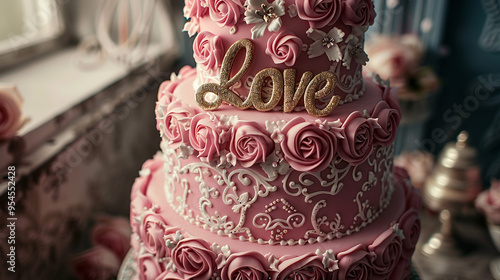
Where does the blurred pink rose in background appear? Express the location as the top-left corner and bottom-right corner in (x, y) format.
(394, 151), (435, 189)
(91, 215), (132, 260)
(71, 246), (121, 280)
(71, 214), (132, 280)
(476, 179), (500, 225)
(0, 83), (26, 139)
(364, 34), (439, 100)
(365, 34), (423, 81)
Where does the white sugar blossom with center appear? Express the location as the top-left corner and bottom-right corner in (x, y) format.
(244, 0), (285, 39)
(306, 27), (345, 62)
(342, 34), (369, 69)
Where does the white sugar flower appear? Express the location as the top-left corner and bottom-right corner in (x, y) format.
(244, 0), (285, 39)
(306, 27), (345, 62)
(287, 4), (297, 18)
(342, 34), (369, 69)
(178, 143), (195, 159)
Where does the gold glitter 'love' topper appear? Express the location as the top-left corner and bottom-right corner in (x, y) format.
(195, 39), (341, 117)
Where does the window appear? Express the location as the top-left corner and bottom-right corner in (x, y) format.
(0, 0), (66, 71)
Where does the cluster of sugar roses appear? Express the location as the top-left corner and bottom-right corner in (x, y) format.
(192, 27), (368, 75)
(131, 158), (421, 280)
(155, 66), (400, 172)
(183, 0), (376, 36)
(187, 0), (375, 73)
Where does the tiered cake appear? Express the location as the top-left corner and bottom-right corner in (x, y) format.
(130, 0), (421, 279)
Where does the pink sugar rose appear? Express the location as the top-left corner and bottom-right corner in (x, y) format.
(275, 253), (336, 280)
(381, 85), (401, 115)
(180, 65), (197, 77)
(138, 211), (170, 258)
(139, 154), (164, 180)
(138, 253), (163, 280)
(130, 171), (151, 199)
(158, 81), (177, 101)
(91, 215), (131, 261)
(157, 66), (196, 100)
(337, 244), (373, 280)
(130, 160), (159, 230)
(160, 225), (183, 258)
(130, 155), (161, 188)
(398, 209), (421, 257)
(266, 30), (303, 67)
(184, 0), (208, 19)
(163, 101), (198, 148)
(393, 163), (410, 183)
(156, 97), (171, 133)
(130, 156), (161, 204)
(172, 238), (217, 280)
(71, 246), (121, 280)
(130, 187), (152, 221)
(388, 258), (412, 280)
(193, 31), (225, 71)
(0, 84), (26, 139)
(393, 165), (422, 211)
(184, 16), (201, 37)
(230, 120), (274, 168)
(280, 117), (338, 173)
(221, 251), (270, 280)
(368, 227), (403, 279)
(341, 0), (376, 27)
(476, 179), (500, 224)
(371, 100), (400, 146)
(208, 0), (243, 28)
(189, 113), (222, 162)
(402, 176), (422, 212)
(296, 0), (342, 29)
(155, 270), (185, 280)
(338, 111), (379, 165)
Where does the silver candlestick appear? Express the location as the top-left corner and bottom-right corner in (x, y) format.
(421, 131), (482, 257)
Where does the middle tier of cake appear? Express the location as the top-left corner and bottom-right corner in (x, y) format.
(153, 66), (402, 246)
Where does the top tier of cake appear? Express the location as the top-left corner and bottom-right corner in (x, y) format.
(185, 0), (375, 103)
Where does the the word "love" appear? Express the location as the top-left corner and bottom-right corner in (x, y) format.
(196, 39), (341, 117)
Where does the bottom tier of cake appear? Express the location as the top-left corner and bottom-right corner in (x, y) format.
(130, 155), (421, 280)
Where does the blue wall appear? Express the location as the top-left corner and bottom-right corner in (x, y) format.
(423, 0), (500, 182)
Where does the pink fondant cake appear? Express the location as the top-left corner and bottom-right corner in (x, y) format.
(129, 1), (422, 279)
